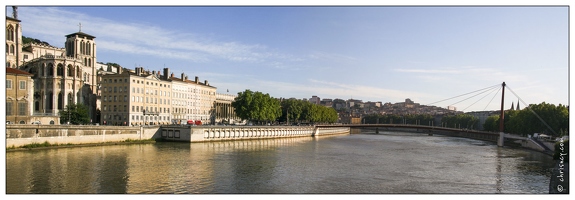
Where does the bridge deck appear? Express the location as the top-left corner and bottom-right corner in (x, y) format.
(316, 124), (526, 141)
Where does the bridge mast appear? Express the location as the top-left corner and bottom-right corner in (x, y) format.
(498, 82), (506, 146)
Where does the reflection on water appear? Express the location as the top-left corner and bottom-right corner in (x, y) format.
(6, 132), (554, 194)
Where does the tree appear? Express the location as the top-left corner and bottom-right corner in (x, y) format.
(441, 114), (478, 129)
(483, 115), (499, 132)
(280, 99), (305, 124)
(59, 103), (90, 125)
(231, 89), (281, 124)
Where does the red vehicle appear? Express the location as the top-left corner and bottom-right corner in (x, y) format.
(187, 120), (202, 126)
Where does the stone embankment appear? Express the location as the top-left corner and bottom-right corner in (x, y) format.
(5, 125), (350, 148)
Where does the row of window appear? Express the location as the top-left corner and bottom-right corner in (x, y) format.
(103, 115), (172, 122)
(37, 65), (89, 81)
(6, 80), (26, 90)
(5, 102), (27, 116)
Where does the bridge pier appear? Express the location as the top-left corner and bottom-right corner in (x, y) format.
(498, 132), (504, 147)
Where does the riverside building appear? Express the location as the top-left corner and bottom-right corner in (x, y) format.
(5, 68), (34, 124)
(99, 67), (217, 126)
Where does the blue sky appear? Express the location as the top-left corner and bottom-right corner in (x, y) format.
(3, 3), (570, 112)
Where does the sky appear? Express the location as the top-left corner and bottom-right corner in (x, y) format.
(3, 1), (571, 112)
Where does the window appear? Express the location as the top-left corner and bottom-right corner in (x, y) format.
(6, 102), (13, 115)
(6, 80), (12, 89)
(19, 81), (26, 90)
(18, 102), (26, 115)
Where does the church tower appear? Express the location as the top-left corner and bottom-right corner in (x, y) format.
(6, 6), (23, 68)
(65, 24), (98, 92)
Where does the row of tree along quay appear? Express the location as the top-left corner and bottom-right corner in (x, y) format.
(231, 89), (338, 125)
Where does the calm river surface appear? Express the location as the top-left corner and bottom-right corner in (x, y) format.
(6, 131), (555, 194)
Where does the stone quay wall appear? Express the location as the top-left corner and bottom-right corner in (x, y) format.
(159, 126), (350, 142)
(6, 125), (161, 148)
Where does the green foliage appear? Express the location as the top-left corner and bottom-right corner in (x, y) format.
(21, 141), (51, 149)
(22, 36), (50, 46)
(59, 103), (91, 125)
(232, 90), (281, 124)
(483, 115), (500, 132)
(441, 114), (479, 129)
(363, 114), (435, 126)
(504, 102), (568, 137)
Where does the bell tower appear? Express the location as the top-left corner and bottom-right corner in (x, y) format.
(65, 24), (97, 91)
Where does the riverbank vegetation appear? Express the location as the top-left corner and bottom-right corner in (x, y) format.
(231, 89), (338, 125)
(362, 114), (435, 126)
(483, 102), (568, 137)
(6, 139), (156, 151)
(59, 103), (91, 125)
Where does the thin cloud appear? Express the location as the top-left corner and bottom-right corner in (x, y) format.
(16, 7), (297, 64)
(395, 68), (462, 74)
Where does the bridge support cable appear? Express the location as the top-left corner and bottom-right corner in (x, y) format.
(426, 83), (501, 107)
(461, 86), (500, 112)
(505, 85), (558, 136)
(482, 86), (501, 111)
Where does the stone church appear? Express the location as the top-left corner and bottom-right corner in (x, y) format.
(6, 6), (101, 123)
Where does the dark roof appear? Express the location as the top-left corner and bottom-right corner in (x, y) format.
(6, 16), (21, 22)
(6, 67), (33, 76)
(65, 31), (96, 39)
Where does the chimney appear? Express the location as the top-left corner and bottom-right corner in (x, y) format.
(195, 76), (199, 83)
(118, 67), (122, 74)
(204, 80), (208, 85)
(185, 76), (188, 81)
(136, 67), (141, 76)
(181, 73), (185, 80)
(152, 70), (156, 76)
(163, 68), (170, 80)
(171, 73), (174, 78)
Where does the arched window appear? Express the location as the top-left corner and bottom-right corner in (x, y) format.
(10, 44), (15, 54)
(56, 64), (63, 76)
(34, 101), (40, 111)
(6, 25), (14, 41)
(48, 63), (55, 76)
(39, 64), (44, 76)
(86, 42), (91, 55)
(80, 41), (85, 54)
(83, 72), (87, 82)
(88, 58), (91, 67)
(47, 92), (53, 110)
(84, 58), (87, 66)
(76, 67), (81, 78)
(67, 65), (73, 77)
(58, 92), (63, 110)
(68, 93), (73, 104)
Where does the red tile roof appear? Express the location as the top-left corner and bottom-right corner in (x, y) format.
(6, 67), (33, 76)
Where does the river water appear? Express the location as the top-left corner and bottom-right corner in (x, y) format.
(5, 131), (555, 194)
